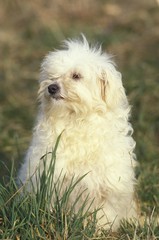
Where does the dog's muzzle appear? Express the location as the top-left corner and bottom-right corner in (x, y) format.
(48, 83), (60, 95)
(48, 83), (63, 100)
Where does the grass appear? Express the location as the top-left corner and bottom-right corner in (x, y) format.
(0, 136), (98, 239)
(0, 0), (159, 238)
(0, 137), (159, 239)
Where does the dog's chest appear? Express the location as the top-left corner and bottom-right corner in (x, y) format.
(43, 114), (117, 172)
(52, 118), (109, 169)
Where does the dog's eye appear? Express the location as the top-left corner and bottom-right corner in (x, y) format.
(72, 73), (81, 80)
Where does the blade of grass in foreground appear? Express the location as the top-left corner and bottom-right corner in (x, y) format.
(0, 135), (98, 239)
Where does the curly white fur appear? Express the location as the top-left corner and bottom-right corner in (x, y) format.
(18, 36), (138, 230)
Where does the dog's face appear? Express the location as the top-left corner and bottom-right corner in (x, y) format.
(38, 37), (128, 115)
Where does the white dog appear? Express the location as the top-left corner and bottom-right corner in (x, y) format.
(18, 36), (138, 230)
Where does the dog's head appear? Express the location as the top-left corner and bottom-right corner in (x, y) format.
(39, 36), (128, 115)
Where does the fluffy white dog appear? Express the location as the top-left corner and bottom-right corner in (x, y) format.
(18, 36), (138, 230)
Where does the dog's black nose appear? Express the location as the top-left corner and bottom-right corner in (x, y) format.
(48, 84), (60, 95)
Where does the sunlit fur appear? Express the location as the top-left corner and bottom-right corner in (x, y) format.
(18, 36), (138, 230)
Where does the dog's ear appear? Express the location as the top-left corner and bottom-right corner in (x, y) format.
(100, 65), (128, 110)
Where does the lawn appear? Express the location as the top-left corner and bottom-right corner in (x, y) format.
(0, 0), (159, 239)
